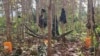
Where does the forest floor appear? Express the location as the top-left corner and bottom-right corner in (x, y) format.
(0, 37), (95, 56)
(0, 38), (94, 56)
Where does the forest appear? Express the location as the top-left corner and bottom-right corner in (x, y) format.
(0, 0), (100, 56)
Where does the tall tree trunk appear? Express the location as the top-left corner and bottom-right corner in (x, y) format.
(16, 0), (21, 44)
(87, 0), (96, 55)
(3, 0), (12, 41)
(47, 0), (52, 56)
(61, 0), (67, 34)
(79, 0), (83, 34)
(21, 0), (26, 39)
(71, 0), (76, 31)
(87, 0), (95, 43)
(36, 0), (40, 34)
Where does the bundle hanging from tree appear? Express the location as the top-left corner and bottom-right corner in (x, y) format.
(52, 16), (59, 37)
(38, 9), (47, 28)
(60, 8), (67, 24)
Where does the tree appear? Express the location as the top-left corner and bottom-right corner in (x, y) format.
(3, 0), (12, 41)
(47, 0), (52, 56)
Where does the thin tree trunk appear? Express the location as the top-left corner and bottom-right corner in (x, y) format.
(21, 0), (26, 39)
(3, 0), (12, 41)
(61, 0), (66, 34)
(87, 0), (96, 55)
(47, 0), (52, 56)
(87, 0), (95, 44)
(79, 0), (83, 34)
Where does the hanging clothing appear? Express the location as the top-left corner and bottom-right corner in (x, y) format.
(39, 15), (47, 28)
(38, 9), (47, 28)
(52, 17), (59, 37)
(60, 8), (67, 24)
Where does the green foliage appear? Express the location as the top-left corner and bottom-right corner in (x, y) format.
(13, 18), (22, 28)
(0, 17), (6, 33)
(96, 25), (100, 32)
(96, 25), (100, 35)
(0, 17), (6, 28)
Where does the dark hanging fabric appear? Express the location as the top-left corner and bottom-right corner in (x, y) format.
(41, 9), (46, 13)
(39, 15), (47, 28)
(60, 8), (67, 24)
(52, 16), (59, 37)
(38, 9), (47, 28)
(18, 15), (21, 18)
